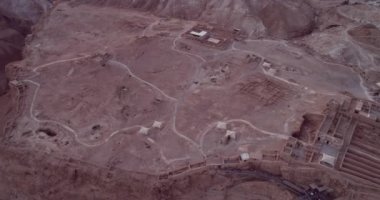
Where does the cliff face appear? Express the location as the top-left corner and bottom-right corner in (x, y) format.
(0, 0), (52, 95)
(0, 18), (24, 95)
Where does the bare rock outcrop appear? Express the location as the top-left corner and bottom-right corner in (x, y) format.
(0, 0), (52, 95)
(0, 0), (52, 23)
(259, 0), (316, 39)
(69, 0), (315, 40)
(0, 17), (24, 95)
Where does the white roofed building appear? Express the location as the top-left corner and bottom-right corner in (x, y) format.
(240, 153), (250, 161)
(263, 61), (272, 68)
(152, 121), (164, 129)
(320, 153), (337, 167)
(216, 121), (227, 130)
(207, 38), (221, 44)
(190, 30), (208, 38)
(138, 127), (150, 135)
(225, 130), (236, 140)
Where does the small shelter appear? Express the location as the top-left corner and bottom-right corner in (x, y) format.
(207, 38), (221, 44)
(190, 30), (208, 38)
(320, 153), (336, 167)
(354, 101), (364, 112)
(262, 61), (272, 68)
(216, 121), (227, 130)
(152, 121), (164, 129)
(221, 130), (237, 145)
(138, 127), (150, 135)
(240, 153), (250, 161)
(225, 130), (236, 140)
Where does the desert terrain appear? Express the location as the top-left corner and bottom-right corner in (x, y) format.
(0, 0), (380, 199)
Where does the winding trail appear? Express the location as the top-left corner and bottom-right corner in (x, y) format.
(171, 103), (206, 157)
(20, 26), (300, 165)
(28, 55), (92, 79)
(224, 119), (289, 140)
(23, 54), (205, 159)
(108, 59), (205, 157)
(199, 118), (289, 150)
(141, 19), (160, 37)
(24, 79), (144, 148)
(109, 60), (177, 102)
(231, 41), (363, 98)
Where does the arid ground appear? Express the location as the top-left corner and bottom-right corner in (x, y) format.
(1, 0), (380, 199)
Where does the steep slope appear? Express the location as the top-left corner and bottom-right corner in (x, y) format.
(0, 18), (24, 95)
(0, 0), (52, 95)
(70, 0), (316, 39)
(0, 0), (52, 23)
(259, 0), (315, 39)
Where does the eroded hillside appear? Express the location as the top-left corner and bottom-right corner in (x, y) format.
(0, 0), (52, 94)
(70, 0), (316, 39)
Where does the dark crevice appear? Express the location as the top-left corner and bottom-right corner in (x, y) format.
(36, 128), (57, 137)
(0, 14), (30, 95)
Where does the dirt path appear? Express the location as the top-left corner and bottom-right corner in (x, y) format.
(18, 26), (312, 168)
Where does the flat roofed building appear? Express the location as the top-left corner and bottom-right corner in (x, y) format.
(190, 30), (208, 37)
(355, 101), (364, 112)
(216, 121), (227, 130)
(138, 127), (150, 135)
(320, 153), (336, 167)
(240, 153), (250, 161)
(152, 121), (163, 129)
(263, 61), (272, 68)
(225, 130), (236, 140)
(207, 38), (221, 44)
